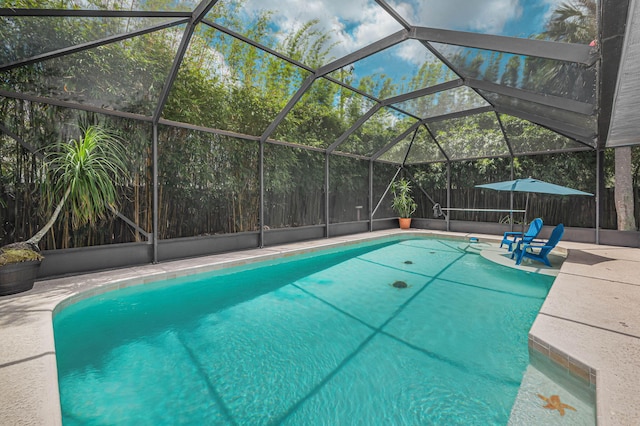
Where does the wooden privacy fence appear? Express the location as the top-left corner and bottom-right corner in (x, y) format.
(413, 188), (639, 230)
(2, 183), (637, 249)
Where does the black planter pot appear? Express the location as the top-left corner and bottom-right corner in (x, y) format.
(0, 261), (41, 296)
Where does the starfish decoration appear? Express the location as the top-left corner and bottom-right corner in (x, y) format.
(537, 394), (577, 416)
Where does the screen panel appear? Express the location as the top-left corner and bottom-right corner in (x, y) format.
(336, 107), (417, 157)
(383, 0), (597, 44)
(207, 0), (404, 68)
(264, 143), (325, 228)
(499, 114), (588, 154)
(326, 39), (457, 100)
(431, 43), (597, 104)
(1, 25), (184, 115)
(392, 85), (489, 120)
(272, 78), (376, 149)
(428, 112), (509, 160)
(164, 23), (311, 135)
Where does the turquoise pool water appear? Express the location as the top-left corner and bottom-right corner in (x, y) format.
(54, 237), (555, 425)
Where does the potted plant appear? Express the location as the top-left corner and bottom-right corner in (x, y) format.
(0, 125), (129, 296)
(391, 178), (417, 229)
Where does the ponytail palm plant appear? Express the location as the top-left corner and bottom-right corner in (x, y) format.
(28, 125), (128, 247)
(1, 125), (128, 265)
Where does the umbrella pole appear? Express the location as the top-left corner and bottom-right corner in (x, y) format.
(523, 192), (529, 234)
(509, 191), (514, 232)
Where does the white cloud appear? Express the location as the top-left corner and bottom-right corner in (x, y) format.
(427, 0), (521, 34)
(233, 0), (534, 74)
(345, 5), (406, 52)
(242, 0), (404, 60)
(387, 0), (523, 35)
(396, 39), (432, 66)
(540, 0), (567, 22)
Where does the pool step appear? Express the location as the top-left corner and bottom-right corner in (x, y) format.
(509, 350), (596, 425)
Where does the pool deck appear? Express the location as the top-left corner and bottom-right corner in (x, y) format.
(1, 229), (639, 425)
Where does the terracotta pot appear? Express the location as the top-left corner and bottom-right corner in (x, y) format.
(399, 217), (412, 229)
(0, 260), (41, 296)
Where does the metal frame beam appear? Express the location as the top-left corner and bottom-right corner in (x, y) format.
(467, 78), (595, 115)
(402, 168), (448, 220)
(595, 149), (603, 244)
(324, 75), (386, 107)
(401, 126), (419, 166)
(152, 0), (219, 123)
(374, 0), (411, 30)
(423, 106), (494, 123)
(494, 105), (597, 145)
(265, 138), (326, 154)
(152, 124), (159, 262)
(316, 30), (408, 77)
(397, 145), (592, 165)
(150, 0), (219, 257)
(0, 89), (154, 122)
(495, 112), (514, 157)
(423, 124), (450, 162)
(109, 207), (152, 240)
(512, 146), (592, 157)
(446, 162), (451, 231)
(325, 153), (330, 238)
(202, 19), (314, 73)
(368, 160), (374, 231)
(259, 139), (265, 247)
(259, 74), (316, 142)
(0, 8), (191, 18)
(326, 150), (371, 162)
(371, 166), (402, 218)
(420, 41), (465, 79)
(411, 27), (596, 65)
(371, 120), (421, 161)
(382, 79), (463, 106)
(0, 19), (186, 71)
(158, 118), (260, 141)
(327, 104), (382, 152)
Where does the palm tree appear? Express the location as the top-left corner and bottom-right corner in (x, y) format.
(527, 0), (597, 103)
(26, 125), (129, 248)
(543, 0), (597, 44)
(539, 0), (635, 231)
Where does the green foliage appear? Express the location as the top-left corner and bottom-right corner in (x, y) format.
(45, 125), (129, 229)
(527, 0), (597, 103)
(542, 0), (597, 44)
(0, 249), (43, 266)
(1, 0), (636, 245)
(391, 178), (417, 218)
(430, 113), (506, 160)
(500, 56), (521, 86)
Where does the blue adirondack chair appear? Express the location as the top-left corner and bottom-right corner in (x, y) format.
(514, 223), (564, 267)
(500, 218), (543, 252)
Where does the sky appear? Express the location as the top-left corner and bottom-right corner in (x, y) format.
(210, 0), (571, 112)
(238, 0), (565, 60)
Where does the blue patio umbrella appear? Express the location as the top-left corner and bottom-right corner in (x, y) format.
(476, 178), (593, 196)
(475, 177), (593, 225)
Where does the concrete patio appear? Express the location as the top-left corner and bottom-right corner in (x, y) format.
(1, 229), (639, 425)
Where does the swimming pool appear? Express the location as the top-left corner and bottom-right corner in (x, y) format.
(54, 236), (555, 425)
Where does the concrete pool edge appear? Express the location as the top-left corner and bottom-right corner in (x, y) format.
(1, 229), (639, 425)
(528, 242), (640, 426)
